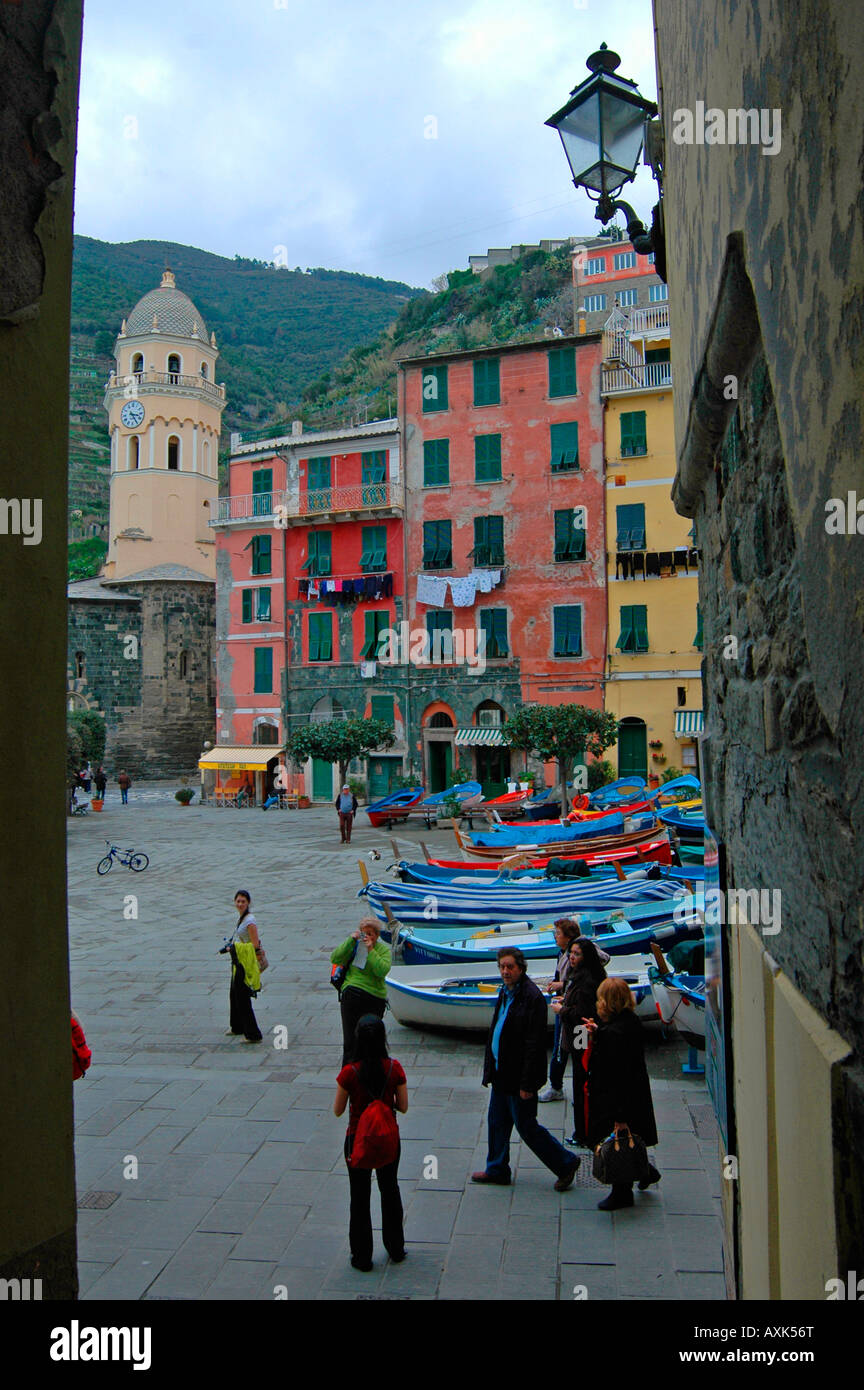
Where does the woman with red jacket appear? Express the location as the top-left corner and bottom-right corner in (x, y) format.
(71, 1013), (91, 1080)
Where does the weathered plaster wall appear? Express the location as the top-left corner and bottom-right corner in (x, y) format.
(0, 0), (83, 1296)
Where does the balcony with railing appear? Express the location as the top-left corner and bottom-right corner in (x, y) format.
(211, 481), (403, 527)
(627, 304), (670, 336)
(106, 371), (226, 401)
(602, 359), (673, 395)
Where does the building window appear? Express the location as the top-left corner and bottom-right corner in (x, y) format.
(548, 347), (577, 398)
(474, 433), (502, 483)
(554, 509), (586, 562)
(615, 503), (646, 551)
(75, 651), (85, 678)
(360, 610), (391, 660)
(422, 364), (448, 412)
(370, 694), (395, 724)
(251, 534), (272, 575)
(252, 468), (273, 515)
(471, 515), (504, 567)
(425, 610), (453, 662)
(582, 294), (607, 313)
(254, 646), (273, 691)
(620, 410), (647, 457)
(306, 456), (332, 508)
(167, 435), (180, 470)
(308, 612), (333, 662)
(179, 650), (189, 678)
(131, 353), (144, 375)
(473, 358), (500, 406)
(361, 451), (386, 504)
(302, 530), (331, 577)
(617, 288), (638, 307)
(614, 251), (637, 270)
(429, 711), (453, 728)
(616, 605), (649, 652)
(254, 721), (279, 744)
(677, 686), (687, 706)
(128, 435), (139, 470)
(423, 439), (450, 487)
(694, 605), (704, 651)
(423, 519), (452, 569)
(649, 283), (668, 302)
(553, 605), (583, 657)
(479, 608), (509, 658)
(167, 353), (181, 381)
(242, 589), (253, 623)
(256, 587), (271, 622)
(646, 252), (655, 264)
(360, 525), (387, 571)
(550, 421), (579, 472)
(585, 257), (605, 276)
(200, 361), (208, 379)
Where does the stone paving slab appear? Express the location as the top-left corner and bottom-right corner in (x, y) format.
(69, 796), (725, 1301)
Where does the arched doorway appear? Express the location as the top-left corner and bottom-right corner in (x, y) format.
(423, 706), (454, 793)
(308, 697), (344, 799)
(470, 700), (510, 797)
(618, 717), (648, 778)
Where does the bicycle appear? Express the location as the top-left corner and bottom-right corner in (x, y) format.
(96, 841), (149, 875)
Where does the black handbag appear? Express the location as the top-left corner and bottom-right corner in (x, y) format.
(330, 939), (358, 992)
(592, 1125), (651, 1185)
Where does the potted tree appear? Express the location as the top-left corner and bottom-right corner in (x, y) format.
(175, 787), (195, 806)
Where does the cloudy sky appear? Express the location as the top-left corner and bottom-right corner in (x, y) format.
(75, 0), (658, 289)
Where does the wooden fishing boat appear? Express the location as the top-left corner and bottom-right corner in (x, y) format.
(648, 944), (706, 1048)
(388, 857), (705, 890)
(386, 956), (656, 1032)
(453, 815), (671, 864)
(365, 786), (425, 828)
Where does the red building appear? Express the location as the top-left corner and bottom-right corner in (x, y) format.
(398, 334), (606, 795)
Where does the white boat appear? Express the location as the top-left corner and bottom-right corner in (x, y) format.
(648, 944), (706, 1047)
(386, 955), (656, 1032)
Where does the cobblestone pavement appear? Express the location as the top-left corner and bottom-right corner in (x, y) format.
(69, 795), (727, 1301)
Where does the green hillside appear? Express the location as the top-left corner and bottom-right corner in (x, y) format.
(68, 237), (422, 529)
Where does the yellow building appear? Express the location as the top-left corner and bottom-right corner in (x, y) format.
(102, 269), (225, 581)
(602, 299), (702, 782)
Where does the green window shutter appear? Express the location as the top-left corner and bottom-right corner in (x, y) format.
(423, 519), (451, 569)
(251, 535), (271, 575)
(370, 694), (394, 724)
(548, 348), (577, 398)
(309, 612), (332, 662)
(620, 411), (647, 457)
(307, 457), (331, 490)
(553, 606), (582, 657)
(473, 358), (500, 406)
(256, 587), (271, 622)
(423, 438), (450, 487)
(305, 531), (331, 576)
(426, 610), (453, 661)
(616, 606), (635, 651)
(554, 510), (585, 562)
(694, 605), (703, 650)
(253, 647), (273, 692)
(422, 365), (448, 413)
(632, 606), (649, 651)
(550, 421), (579, 471)
(615, 504), (646, 551)
(360, 610), (388, 659)
(479, 608), (509, 658)
(252, 469), (273, 515)
(361, 525), (387, 571)
(361, 451), (386, 504)
(474, 434), (502, 482)
(472, 515), (504, 566)
(242, 589), (253, 623)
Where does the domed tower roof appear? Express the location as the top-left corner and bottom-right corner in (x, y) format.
(124, 269), (209, 340)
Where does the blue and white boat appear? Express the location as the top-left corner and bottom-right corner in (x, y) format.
(390, 859), (706, 890)
(648, 948), (706, 1047)
(418, 781), (483, 808)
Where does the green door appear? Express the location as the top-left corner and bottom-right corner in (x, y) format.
(475, 745), (511, 798)
(617, 721), (648, 778)
(368, 757), (400, 800)
(252, 468), (273, 515)
(312, 757), (332, 800)
(429, 741), (452, 794)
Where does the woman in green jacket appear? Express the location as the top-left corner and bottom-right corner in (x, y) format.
(332, 919), (391, 1064)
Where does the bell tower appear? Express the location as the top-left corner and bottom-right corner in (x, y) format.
(102, 269), (225, 580)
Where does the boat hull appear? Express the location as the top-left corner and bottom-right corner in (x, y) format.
(396, 911), (704, 965)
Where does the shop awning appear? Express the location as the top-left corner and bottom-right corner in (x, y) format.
(674, 711), (704, 737)
(455, 727), (505, 746)
(198, 745), (285, 771)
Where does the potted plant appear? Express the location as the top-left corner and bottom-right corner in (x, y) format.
(438, 794), (462, 826)
(175, 787), (195, 805)
(648, 739), (663, 749)
(90, 797), (103, 811)
(297, 793), (311, 808)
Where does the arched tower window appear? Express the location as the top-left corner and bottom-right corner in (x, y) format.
(167, 353), (181, 383)
(203, 440), (210, 473)
(200, 361), (208, 379)
(75, 651), (86, 678)
(178, 650), (189, 678)
(132, 353), (144, 375)
(129, 435), (139, 470)
(167, 435), (180, 470)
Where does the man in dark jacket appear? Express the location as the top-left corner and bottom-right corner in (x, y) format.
(335, 786), (359, 843)
(471, 948), (580, 1190)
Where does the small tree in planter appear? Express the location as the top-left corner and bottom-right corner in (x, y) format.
(175, 787), (195, 805)
(502, 704), (619, 815)
(285, 717), (396, 797)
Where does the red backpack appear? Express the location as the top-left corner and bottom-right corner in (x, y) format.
(349, 1061), (399, 1170)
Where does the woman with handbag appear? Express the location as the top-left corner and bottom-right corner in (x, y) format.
(334, 1015), (408, 1271)
(551, 937), (607, 1148)
(221, 889), (265, 1043)
(583, 976), (661, 1210)
(331, 918), (391, 1065)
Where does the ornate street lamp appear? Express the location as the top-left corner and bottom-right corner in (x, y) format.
(546, 43), (665, 278)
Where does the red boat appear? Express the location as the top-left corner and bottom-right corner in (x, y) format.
(422, 829), (672, 872)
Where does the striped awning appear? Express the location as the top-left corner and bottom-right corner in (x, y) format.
(674, 711), (704, 737)
(455, 727), (505, 746)
(198, 745), (285, 771)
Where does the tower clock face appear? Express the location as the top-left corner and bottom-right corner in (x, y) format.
(121, 400), (145, 429)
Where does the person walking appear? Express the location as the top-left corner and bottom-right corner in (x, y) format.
(220, 889), (264, 1043)
(471, 947), (580, 1192)
(551, 937), (607, 1148)
(94, 765), (107, 801)
(331, 919), (391, 1065)
(117, 770), (132, 804)
(335, 785), (359, 843)
(334, 1014), (407, 1271)
(81, 763), (92, 793)
(584, 977), (661, 1210)
(537, 917), (582, 1103)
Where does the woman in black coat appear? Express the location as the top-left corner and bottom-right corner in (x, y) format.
(551, 938), (606, 1148)
(584, 976), (661, 1211)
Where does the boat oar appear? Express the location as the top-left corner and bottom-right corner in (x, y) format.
(649, 941), (672, 976)
(357, 859), (370, 886)
(420, 841), (432, 863)
(612, 859), (626, 881)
